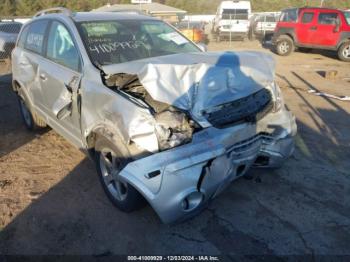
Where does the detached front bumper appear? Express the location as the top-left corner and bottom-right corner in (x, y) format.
(119, 109), (297, 223)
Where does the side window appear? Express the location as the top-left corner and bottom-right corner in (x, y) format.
(301, 12), (314, 23)
(46, 21), (80, 72)
(318, 13), (339, 25)
(17, 25), (30, 48)
(280, 9), (298, 22)
(24, 20), (48, 54)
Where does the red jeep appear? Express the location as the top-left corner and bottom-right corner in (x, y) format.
(273, 7), (350, 61)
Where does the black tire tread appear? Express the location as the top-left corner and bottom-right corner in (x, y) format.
(338, 41), (350, 62)
(94, 135), (145, 212)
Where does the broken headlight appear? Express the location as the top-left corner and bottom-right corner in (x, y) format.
(270, 82), (284, 113)
(155, 109), (194, 151)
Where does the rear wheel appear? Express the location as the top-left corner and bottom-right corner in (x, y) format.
(275, 35), (294, 56)
(18, 96), (46, 130)
(338, 41), (350, 62)
(95, 136), (145, 212)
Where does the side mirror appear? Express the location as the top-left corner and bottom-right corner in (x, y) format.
(197, 43), (207, 52)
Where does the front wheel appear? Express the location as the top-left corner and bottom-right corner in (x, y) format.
(95, 136), (145, 212)
(275, 36), (294, 56)
(338, 41), (350, 62)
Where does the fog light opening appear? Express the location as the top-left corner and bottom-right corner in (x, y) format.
(181, 192), (203, 212)
(254, 156), (270, 167)
(236, 165), (246, 176)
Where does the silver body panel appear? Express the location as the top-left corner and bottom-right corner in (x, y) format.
(12, 12), (297, 223)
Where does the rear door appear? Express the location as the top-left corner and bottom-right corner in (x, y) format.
(38, 20), (83, 147)
(296, 10), (316, 45)
(13, 20), (49, 112)
(310, 11), (341, 46)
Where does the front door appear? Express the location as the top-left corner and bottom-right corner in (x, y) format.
(39, 21), (83, 148)
(296, 10), (316, 45)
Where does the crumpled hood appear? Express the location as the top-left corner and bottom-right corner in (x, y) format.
(102, 51), (276, 124)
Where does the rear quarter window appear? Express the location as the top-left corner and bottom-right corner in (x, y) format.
(344, 12), (350, 25)
(24, 20), (49, 54)
(17, 25), (29, 48)
(318, 13), (338, 25)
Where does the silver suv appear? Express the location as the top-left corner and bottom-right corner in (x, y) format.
(12, 8), (297, 223)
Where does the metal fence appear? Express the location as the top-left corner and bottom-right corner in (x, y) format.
(0, 18), (28, 76)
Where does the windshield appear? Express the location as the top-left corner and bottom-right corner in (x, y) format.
(345, 11), (350, 25)
(77, 20), (200, 66)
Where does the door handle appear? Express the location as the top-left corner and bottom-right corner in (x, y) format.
(39, 74), (47, 81)
(310, 26), (317, 31)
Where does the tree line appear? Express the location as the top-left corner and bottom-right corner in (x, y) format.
(1, 0), (349, 17)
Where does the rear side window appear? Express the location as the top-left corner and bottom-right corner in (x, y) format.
(345, 12), (350, 25)
(24, 20), (49, 54)
(318, 13), (338, 25)
(17, 25), (29, 48)
(301, 12), (314, 23)
(265, 16), (277, 23)
(46, 21), (81, 72)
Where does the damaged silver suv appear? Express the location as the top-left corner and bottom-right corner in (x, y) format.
(12, 8), (297, 223)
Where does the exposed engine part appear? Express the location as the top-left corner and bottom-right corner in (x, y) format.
(105, 73), (195, 151)
(155, 110), (194, 151)
(105, 73), (169, 113)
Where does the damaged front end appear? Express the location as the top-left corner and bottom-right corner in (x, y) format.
(104, 73), (198, 152)
(92, 51), (296, 223)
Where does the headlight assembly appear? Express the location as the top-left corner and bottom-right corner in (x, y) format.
(270, 82), (284, 113)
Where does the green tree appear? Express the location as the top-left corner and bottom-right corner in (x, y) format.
(1, 0), (16, 16)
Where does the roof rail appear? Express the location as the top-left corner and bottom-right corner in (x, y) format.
(33, 7), (72, 18)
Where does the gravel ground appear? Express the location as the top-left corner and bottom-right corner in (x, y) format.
(0, 40), (350, 257)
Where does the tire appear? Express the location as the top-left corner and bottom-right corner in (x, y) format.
(18, 96), (46, 130)
(275, 35), (294, 56)
(95, 135), (145, 212)
(338, 41), (350, 62)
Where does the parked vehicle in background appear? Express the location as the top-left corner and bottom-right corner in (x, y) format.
(249, 13), (279, 41)
(212, 0), (251, 41)
(12, 8), (296, 224)
(273, 7), (350, 62)
(173, 21), (208, 44)
(0, 21), (22, 59)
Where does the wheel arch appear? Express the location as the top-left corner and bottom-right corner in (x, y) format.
(84, 123), (129, 159)
(12, 80), (34, 109)
(275, 27), (296, 43)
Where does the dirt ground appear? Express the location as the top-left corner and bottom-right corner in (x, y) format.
(1, 40), (350, 257)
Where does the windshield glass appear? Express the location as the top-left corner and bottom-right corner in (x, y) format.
(345, 11), (350, 25)
(77, 20), (200, 65)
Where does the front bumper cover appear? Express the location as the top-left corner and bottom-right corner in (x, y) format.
(118, 108), (297, 223)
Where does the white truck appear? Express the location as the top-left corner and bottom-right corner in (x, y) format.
(212, 0), (252, 41)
